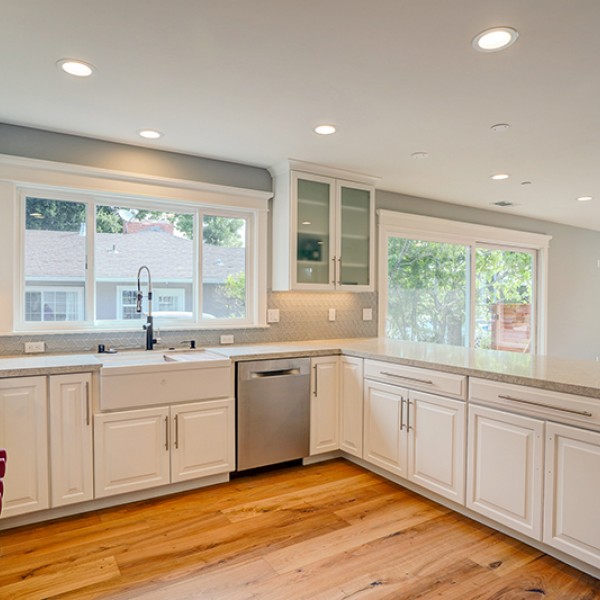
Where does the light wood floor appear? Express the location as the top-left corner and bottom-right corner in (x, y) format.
(0, 459), (598, 599)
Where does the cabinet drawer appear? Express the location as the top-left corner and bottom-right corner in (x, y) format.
(469, 378), (600, 430)
(364, 359), (466, 399)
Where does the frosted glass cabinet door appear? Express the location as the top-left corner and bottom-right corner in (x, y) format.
(295, 173), (334, 287)
(338, 181), (373, 288)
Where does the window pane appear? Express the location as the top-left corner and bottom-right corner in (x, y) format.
(96, 206), (194, 321)
(24, 198), (86, 322)
(475, 247), (534, 353)
(386, 238), (469, 346)
(202, 215), (246, 319)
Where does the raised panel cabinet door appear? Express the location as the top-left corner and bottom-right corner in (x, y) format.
(94, 407), (170, 498)
(408, 391), (466, 504)
(467, 404), (544, 540)
(171, 399), (235, 482)
(544, 422), (600, 569)
(310, 357), (340, 455)
(339, 356), (364, 458)
(49, 373), (93, 507)
(336, 180), (374, 291)
(293, 172), (336, 290)
(0, 376), (48, 518)
(363, 380), (408, 477)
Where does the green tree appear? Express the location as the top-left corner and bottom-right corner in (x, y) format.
(202, 216), (243, 247)
(218, 272), (246, 318)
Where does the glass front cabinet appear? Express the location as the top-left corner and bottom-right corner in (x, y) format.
(271, 161), (376, 291)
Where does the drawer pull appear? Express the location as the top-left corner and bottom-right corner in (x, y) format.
(380, 371), (433, 385)
(497, 394), (593, 417)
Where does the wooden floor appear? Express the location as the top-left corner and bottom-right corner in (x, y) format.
(0, 460), (598, 600)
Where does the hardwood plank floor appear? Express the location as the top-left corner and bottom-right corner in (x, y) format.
(0, 459), (598, 599)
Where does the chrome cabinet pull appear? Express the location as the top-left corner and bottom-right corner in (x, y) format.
(380, 371), (433, 385)
(407, 399), (413, 431)
(85, 381), (90, 426)
(337, 256), (342, 286)
(174, 414), (179, 449)
(313, 364), (318, 397)
(165, 416), (169, 450)
(498, 394), (593, 417)
(400, 396), (405, 430)
(331, 257), (337, 285)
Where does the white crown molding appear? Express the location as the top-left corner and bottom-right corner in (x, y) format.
(269, 159), (380, 186)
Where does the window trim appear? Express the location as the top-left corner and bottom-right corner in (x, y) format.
(25, 286), (85, 323)
(378, 210), (551, 354)
(15, 185), (268, 332)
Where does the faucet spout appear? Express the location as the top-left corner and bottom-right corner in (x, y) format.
(136, 266), (156, 350)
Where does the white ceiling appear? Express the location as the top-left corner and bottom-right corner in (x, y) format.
(2, 0), (600, 231)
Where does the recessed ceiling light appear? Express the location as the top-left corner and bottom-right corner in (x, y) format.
(29, 212), (44, 218)
(490, 123), (510, 132)
(473, 27), (519, 52)
(490, 173), (510, 180)
(314, 125), (336, 135)
(57, 59), (94, 77)
(577, 196), (593, 202)
(138, 129), (163, 139)
(301, 221), (311, 225)
(410, 151), (429, 159)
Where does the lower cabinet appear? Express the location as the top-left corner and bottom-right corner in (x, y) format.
(310, 356), (339, 455)
(94, 399), (234, 498)
(49, 373), (94, 507)
(364, 379), (466, 503)
(467, 404), (544, 540)
(0, 376), (49, 518)
(339, 356), (364, 458)
(544, 422), (600, 569)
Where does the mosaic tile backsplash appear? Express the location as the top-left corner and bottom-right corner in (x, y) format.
(0, 292), (378, 356)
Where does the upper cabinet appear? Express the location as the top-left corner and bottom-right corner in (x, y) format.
(270, 161), (377, 291)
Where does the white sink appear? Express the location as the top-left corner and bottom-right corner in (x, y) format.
(97, 349), (232, 411)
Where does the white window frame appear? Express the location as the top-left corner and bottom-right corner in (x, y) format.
(116, 286), (186, 320)
(7, 153), (269, 333)
(378, 210), (552, 354)
(24, 286), (85, 323)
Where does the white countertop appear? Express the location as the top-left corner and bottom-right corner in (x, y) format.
(2, 338), (600, 399)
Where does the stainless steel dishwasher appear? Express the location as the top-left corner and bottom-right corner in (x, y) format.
(237, 358), (310, 471)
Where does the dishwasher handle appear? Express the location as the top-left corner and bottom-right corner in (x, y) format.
(251, 368), (301, 378)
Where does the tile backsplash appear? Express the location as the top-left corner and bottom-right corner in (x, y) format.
(0, 292), (378, 356)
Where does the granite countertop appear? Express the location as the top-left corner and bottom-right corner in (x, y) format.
(2, 338), (600, 400)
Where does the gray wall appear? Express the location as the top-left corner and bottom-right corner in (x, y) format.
(377, 190), (600, 361)
(1, 123), (598, 360)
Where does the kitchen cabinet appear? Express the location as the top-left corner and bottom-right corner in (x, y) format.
(544, 422), (600, 569)
(95, 399), (235, 498)
(310, 356), (339, 455)
(49, 373), (94, 507)
(0, 376), (48, 518)
(339, 356), (363, 458)
(467, 404), (544, 540)
(271, 161), (376, 291)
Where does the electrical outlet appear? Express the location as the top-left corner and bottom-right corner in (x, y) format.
(363, 308), (373, 321)
(25, 341), (45, 353)
(267, 308), (280, 323)
(328, 308), (336, 322)
(220, 334), (234, 345)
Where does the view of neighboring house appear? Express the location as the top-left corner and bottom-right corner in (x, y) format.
(24, 227), (246, 322)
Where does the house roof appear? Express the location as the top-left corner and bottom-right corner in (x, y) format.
(25, 230), (245, 283)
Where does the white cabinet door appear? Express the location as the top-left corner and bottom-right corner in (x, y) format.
(544, 422), (600, 569)
(408, 390), (466, 504)
(171, 399), (235, 482)
(363, 380), (408, 477)
(467, 404), (544, 539)
(0, 377), (48, 518)
(310, 357), (339, 455)
(94, 407), (170, 498)
(49, 373), (93, 507)
(339, 356), (364, 458)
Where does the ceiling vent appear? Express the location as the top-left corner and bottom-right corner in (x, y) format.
(492, 201), (514, 207)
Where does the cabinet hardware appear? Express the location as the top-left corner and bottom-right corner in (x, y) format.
(380, 371), (433, 385)
(165, 416), (169, 450)
(174, 414), (179, 449)
(337, 256), (342, 286)
(85, 381), (90, 426)
(497, 394), (593, 417)
(400, 397), (405, 430)
(331, 257), (337, 285)
(407, 400), (413, 431)
(313, 364), (318, 397)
